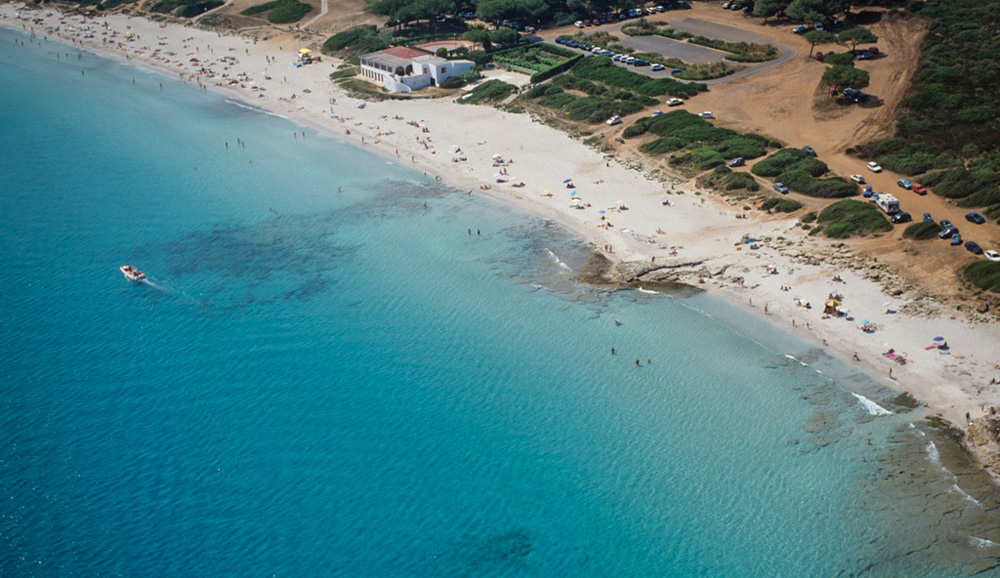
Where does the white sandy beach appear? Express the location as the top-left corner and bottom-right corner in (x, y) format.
(4, 4), (1000, 451)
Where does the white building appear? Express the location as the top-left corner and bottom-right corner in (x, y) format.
(358, 46), (474, 93)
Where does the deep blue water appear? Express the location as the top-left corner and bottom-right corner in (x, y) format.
(1, 25), (995, 578)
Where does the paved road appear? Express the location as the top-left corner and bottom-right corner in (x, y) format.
(302, 0), (329, 29)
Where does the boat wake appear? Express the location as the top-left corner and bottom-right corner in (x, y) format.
(851, 392), (894, 416)
(545, 249), (573, 273)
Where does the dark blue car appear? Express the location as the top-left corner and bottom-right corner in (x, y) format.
(966, 212), (986, 224)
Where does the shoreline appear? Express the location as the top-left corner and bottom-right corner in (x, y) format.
(5, 4), (1000, 476)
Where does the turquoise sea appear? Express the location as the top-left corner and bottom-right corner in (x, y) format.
(2, 25), (999, 577)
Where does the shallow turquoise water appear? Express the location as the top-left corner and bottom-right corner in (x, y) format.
(1, 26), (993, 577)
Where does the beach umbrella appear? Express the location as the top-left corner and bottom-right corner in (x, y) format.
(569, 190), (577, 197)
(563, 178), (573, 183)
(933, 336), (945, 342)
(598, 209), (606, 214)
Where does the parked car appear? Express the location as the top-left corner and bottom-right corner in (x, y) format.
(651, 110), (663, 117)
(863, 185), (874, 198)
(897, 178), (912, 189)
(950, 233), (962, 245)
(985, 250), (1000, 262)
(671, 68), (685, 75)
(911, 183), (927, 195)
(814, 21), (824, 30)
(867, 161), (882, 172)
(699, 111), (715, 119)
(855, 51), (874, 60)
(727, 157), (745, 167)
(574, 20), (584, 28)
(966, 241), (984, 254)
(625, 57), (637, 64)
(633, 59), (649, 66)
(773, 182), (789, 194)
(850, 174), (865, 184)
(923, 212), (932, 223)
(792, 25), (809, 33)
(890, 212), (912, 224)
(966, 212), (986, 224)
(666, 97), (684, 106)
(651, 64), (665, 71)
(606, 115), (622, 125)
(938, 226), (958, 239)
(802, 145), (817, 156)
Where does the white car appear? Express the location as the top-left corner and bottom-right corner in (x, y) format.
(985, 250), (1000, 262)
(699, 111), (715, 119)
(606, 115), (622, 125)
(651, 64), (665, 71)
(574, 20), (584, 28)
(850, 174), (865, 184)
(666, 97), (684, 106)
(867, 161), (883, 172)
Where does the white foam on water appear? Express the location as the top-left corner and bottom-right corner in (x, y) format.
(636, 288), (659, 294)
(226, 99), (289, 119)
(968, 536), (999, 549)
(544, 248), (573, 273)
(851, 393), (894, 416)
(925, 441), (980, 506)
(784, 354), (807, 366)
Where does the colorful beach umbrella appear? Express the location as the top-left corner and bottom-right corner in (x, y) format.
(933, 336), (945, 341)
(563, 178), (573, 183)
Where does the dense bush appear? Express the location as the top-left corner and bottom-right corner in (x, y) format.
(822, 52), (856, 66)
(760, 198), (803, 212)
(150, 0), (220, 15)
(963, 262), (1000, 293)
(856, 0), (1000, 212)
(687, 36), (779, 62)
(725, 171), (761, 192)
(752, 148), (827, 177)
(903, 221), (941, 240)
(323, 26), (389, 55)
(457, 79), (514, 104)
(525, 80), (655, 124)
(817, 200), (893, 238)
(570, 57), (706, 98)
(241, 0), (312, 22)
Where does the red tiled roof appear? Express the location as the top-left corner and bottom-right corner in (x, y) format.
(382, 46), (434, 60)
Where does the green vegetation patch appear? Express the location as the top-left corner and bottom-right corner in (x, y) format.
(903, 221), (942, 240)
(150, 0), (222, 16)
(493, 45), (570, 74)
(817, 199), (892, 238)
(674, 62), (742, 81)
(854, 0), (1000, 213)
(524, 73), (659, 124)
(570, 57), (706, 99)
(322, 25), (390, 56)
(963, 262), (1000, 293)
(752, 148), (856, 198)
(628, 110), (775, 170)
(241, 0), (313, 23)
(698, 166), (761, 195)
(620, 18), (692, 40)
(687, 36), (779, 62)
(760, 197), (803, 212)
(457, 79), (514, 105)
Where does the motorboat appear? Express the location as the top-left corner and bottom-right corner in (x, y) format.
(120, 265), (146, 282)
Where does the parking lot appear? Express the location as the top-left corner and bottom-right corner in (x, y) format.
(620, 35), (724, 64)
(541, 15), (795, 84)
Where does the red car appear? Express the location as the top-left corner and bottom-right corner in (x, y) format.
(911, 183), (928, 195)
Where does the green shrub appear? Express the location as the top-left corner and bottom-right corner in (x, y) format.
(903, 221), (941, 240)
(817, 200), (892, 238)
(457, 79), (514, 105)
(964, 262), (1000, 293)
(323, 26), (389, 55)
(822, 52), (856, 66)
(622, 122), (649, 138)
(801, 211), (817, 223)
(725, 172), (760, 191)
(760, 198), (803, 212)
(752, 148), (824, 177)
(570, 57), (706, 98)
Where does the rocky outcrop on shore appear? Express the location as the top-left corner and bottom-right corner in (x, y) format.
(574, 253), (706, 295)
(966, 415), (1000, 474)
